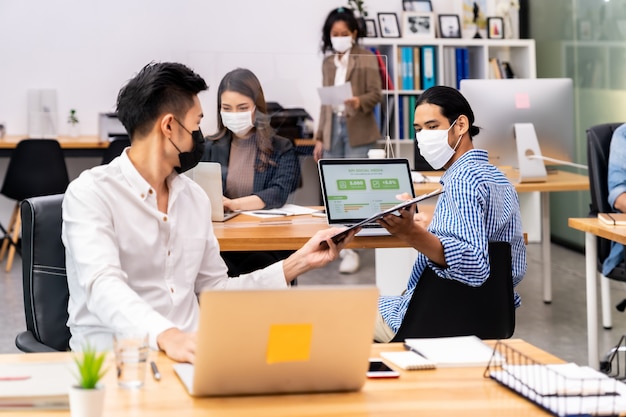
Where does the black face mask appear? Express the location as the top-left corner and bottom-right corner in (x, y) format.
(171, 120), (205, 174)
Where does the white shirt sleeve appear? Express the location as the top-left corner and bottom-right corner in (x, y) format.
(194, 232), (288, 293)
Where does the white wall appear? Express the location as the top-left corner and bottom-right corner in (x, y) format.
(0, 0), (465, 137)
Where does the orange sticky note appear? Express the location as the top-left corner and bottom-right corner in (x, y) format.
(266, 323), (313, 364)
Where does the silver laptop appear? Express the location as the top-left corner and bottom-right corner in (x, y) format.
(186, 162), (239, 222)
(318, 158), (416, 236)
(173, 286), (379, 397)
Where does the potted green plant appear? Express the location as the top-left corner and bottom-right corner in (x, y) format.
(67, 108), (80, 137)
(69, 345), (108, 417)
(347, 0), (368, 35)
(347, 0), (367, 17)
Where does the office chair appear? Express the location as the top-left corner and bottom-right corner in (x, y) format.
(390, 241), (515, 342)
(0, 139), (70, 272)
(101, 135), (130, 165)
(15, 194), (71, 352)
(586, 122), (626, 329)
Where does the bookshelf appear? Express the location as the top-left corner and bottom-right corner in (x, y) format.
(362, 38), (536, 165)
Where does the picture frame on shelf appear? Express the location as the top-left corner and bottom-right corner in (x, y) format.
(487, 17), (504, 39)
(402, 12), (435, 39)
(364, 19), (378, 37)
(378, 13), (401, 38)
(402, 0), (432, 12)
(460, 0), (488, 38)
(438, 14), (461, 38)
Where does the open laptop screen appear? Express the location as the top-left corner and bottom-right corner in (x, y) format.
(318, 158), (415, 225)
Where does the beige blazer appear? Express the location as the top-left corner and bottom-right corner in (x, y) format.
(315, 45), (383, 149)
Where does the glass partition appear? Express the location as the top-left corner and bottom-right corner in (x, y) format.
(187, 52), (391, 147)
(529, 0), (626, 248)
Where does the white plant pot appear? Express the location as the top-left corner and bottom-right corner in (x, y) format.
(68, 123), (80, 138)
(69, 385), (105, 417)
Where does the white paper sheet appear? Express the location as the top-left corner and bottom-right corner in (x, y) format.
(317, 83), (353, 106)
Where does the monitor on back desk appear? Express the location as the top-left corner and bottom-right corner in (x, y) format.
(460, 78), (575, 183)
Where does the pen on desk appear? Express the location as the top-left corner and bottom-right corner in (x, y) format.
(0, 375), (31, 381)
(403, 343), (428, 359)
(150, 361), (161, 381)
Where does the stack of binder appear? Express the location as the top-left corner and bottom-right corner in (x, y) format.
(395, 46), (436, 91)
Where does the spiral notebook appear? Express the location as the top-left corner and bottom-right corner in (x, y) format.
(403, 335), (503, 368)
(380, 351), (436, 370)
(598, 213), (626, 226)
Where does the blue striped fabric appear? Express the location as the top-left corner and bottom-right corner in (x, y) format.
(379, 149), (527, 332)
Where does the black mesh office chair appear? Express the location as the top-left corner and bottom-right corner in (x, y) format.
(586, 122), (626, 329)
(390, 241), (515, 341)
(15, 194), (71, 352)
(0, 139), (69, 272)
(101, 135), (130, 165)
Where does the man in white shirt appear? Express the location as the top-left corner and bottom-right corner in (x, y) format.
(62, 62), (353, 363)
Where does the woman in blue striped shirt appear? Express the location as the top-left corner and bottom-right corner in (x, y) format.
(374, 86), (527, 342)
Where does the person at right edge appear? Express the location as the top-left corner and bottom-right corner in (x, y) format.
(602, 123), (626, 277)
(373, 86), (527, 342)
(313, 7), (382, 274)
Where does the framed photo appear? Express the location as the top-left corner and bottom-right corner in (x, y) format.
(460, 0), (489, 39)
(402, 12), (435, 39)
(402, 0), (432, 12)
(438, 14), (461, 38)
(378, 13), (401, 38)
(487, 17), (504, 39)
(364, 19), (378, 37)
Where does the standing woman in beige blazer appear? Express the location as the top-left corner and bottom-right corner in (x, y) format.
(314, 7), (382, 273)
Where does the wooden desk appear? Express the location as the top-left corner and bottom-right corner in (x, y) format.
(413, 168), (589, 195)
(213, 211), (410, 251)
(294, 138), (316, 147)
(568, 217), (626, 367)
(1, 340), (560, 416)
(0, 135), (109, 157)
(415, 168), (590, 304)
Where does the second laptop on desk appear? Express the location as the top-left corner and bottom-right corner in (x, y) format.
(187, 162), (240, 222)
(318, 158), (417, 237)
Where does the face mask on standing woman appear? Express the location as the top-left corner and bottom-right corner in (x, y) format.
(331, 36), (353, 53)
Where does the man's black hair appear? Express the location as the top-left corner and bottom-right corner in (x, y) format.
(116, 62), (208, 138)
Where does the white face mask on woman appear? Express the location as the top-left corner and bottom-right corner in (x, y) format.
(415, 119), (461, 170)
(220, 110), (254, 137)
(331, 36), (353, 53)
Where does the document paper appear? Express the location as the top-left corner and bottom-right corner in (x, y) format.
(317, 83), (353, 106)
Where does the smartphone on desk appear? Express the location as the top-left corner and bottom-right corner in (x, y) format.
(367, 359), (400, 378)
